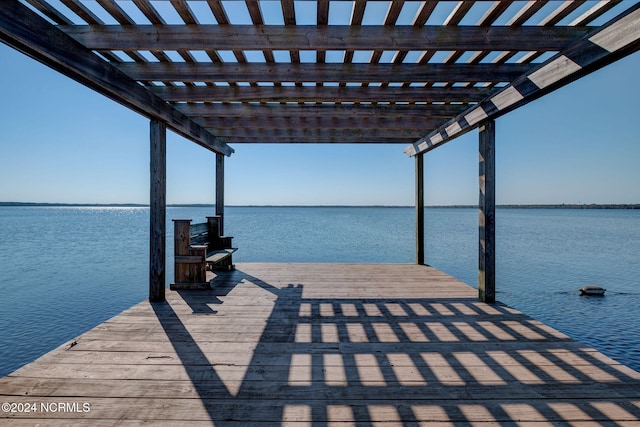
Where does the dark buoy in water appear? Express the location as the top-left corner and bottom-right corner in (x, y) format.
(580, 286), (606, 296)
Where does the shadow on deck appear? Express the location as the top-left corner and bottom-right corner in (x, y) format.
(154, 266), (640, 425)
(2, 263), (639, 425)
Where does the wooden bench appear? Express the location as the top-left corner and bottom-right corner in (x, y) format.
(170, 216), (236, 290)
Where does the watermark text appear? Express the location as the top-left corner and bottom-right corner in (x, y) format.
(2, 402), (91, 413)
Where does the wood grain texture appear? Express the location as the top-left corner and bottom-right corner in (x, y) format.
(114, 62), (532, 84)
(215, 154), (224, 235)
(197, 116), (442, 130)
(478, 120), (495, 303)
(62, 25), (592, 51)
(176, 103), (462, 119)
(415, 154), (424, 265)
(149, 119), (166, 302)
(149, 85), (491, 103)
(2, 263), (639, 424)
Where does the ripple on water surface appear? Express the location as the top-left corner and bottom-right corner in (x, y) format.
(1, 207), (639, 376)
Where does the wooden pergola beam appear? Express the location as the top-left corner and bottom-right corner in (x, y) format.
(197, 116), (442, 130)
(115, 62), (532, 84)
(151, 86), (491, 103)
(0, 1), (233, 157)
(207, 128), (429, 139)
(63, 25), (592, 52)
(405, 4), (640, 157)
(176, 103), (462, 119)
(221, 137), (418, 144)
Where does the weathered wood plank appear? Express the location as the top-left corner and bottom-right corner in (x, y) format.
(115, 62), (532, 83)
(571, 0), (624, 26)
(203, 128), (430, 139)
(478, 120), (495, 303)
(62, 25), (593, 51)
(415, 153), (424, 265)
(206, 247), (235, 259)
(3, 372), (639, 404)
(149, 85), (491, 103)
(220, 136), (420, 144)
(26, 344), (634, 369)
(175, 102), (462, 119)
(215, 154), (224, 235)
(149, 119), (166, 302)
(197, 116), (443, 130)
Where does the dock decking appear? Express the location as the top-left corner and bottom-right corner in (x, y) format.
(2, 263), (640, 425)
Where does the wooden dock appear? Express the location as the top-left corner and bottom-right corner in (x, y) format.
(2, 263), (639, 425)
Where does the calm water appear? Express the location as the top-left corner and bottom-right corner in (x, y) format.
(0, 206), (639, 376)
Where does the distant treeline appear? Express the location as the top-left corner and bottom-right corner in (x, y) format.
(498, 204), (640, 209)
(428, 204), (640, 209)
(0, 202), (148, 207)
(1, 202), (639, 209)
(0, 202), (211, 207)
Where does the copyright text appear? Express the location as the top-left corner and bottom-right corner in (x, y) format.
(2, 402), (91, 413)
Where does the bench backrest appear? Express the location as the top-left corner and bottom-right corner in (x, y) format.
(190, 222), (208, 245)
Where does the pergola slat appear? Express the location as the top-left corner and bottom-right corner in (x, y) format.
(24, 0), (74, 25)
(207, 0), (230, 25)
(171, 0), (199, 25)
(132, 0), (166, 25)
(60, 0), (104, 25)
(508, 1), (550, 26)
(281, 0), (296, 25)
(413, 1), (438, 26)
(351, 0), (367, 25)
(478, 1), (514, 26)
(318, 0), (329, 26)
(384, 0), (405, 25)
(541, 0), (587, 26)
(95, 0), (135, 25)
(571, 0), (623, 26)
(445, 1), (476, 26)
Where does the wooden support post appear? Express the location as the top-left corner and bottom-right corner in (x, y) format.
(149, 119), (166, 302)
(415, 153), (425, 265)
(216, 153), (225, 236)
(479, 119), (496, 303)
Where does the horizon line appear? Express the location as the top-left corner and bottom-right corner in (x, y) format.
(1, 202), (639, 209)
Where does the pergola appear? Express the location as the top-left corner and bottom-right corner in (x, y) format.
(1, 0), (638, 303)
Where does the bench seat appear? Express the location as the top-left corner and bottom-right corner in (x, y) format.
(206, 248), (237, 264)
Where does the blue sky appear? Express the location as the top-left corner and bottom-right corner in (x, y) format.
(0, 4), (639, 206)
